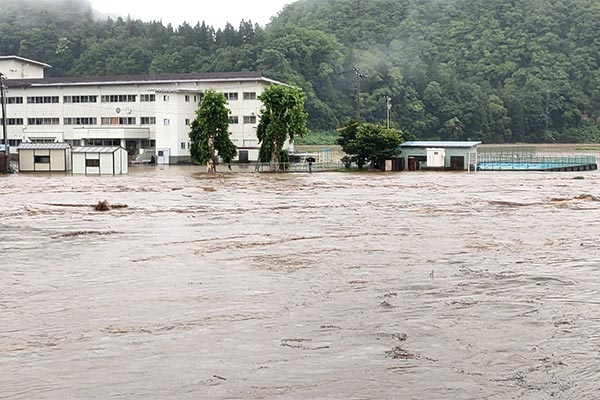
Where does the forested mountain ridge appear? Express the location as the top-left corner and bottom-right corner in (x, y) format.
(1, 0), (599, 143)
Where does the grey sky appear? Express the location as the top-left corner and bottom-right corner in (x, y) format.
(89, 0), (292, 28)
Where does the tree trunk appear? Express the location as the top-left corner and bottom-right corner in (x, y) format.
(207, 134), (216, 173)
(270, 138), (280, 172)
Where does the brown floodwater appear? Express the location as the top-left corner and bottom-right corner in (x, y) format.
(1, 165), (600, 399)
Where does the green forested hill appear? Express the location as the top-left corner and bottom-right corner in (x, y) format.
(1, 0), (600, 143)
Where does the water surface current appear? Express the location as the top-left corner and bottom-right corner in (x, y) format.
(1, 166), (600, 399)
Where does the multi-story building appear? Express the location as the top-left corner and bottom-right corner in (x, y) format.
(0, 55), (289, 163)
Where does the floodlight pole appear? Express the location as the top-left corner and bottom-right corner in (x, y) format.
(353, 68), (365, 123)
(0, 72), (9, 173)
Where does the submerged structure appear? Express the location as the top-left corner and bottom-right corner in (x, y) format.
(17, 143), (72, 172)
(72, 146), (129, 175)
(477, 146), (597, 171)
(398, 141), (481, 171)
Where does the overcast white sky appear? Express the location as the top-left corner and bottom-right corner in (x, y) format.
(89, 0), (293, 28)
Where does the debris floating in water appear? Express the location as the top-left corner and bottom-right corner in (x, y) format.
(95, 200), (129, 211)
(42, 201), (128, 211)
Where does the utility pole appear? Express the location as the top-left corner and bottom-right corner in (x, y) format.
(339, 67), (366, 123)
(386, 96), (392, 129)
(353, 67), (365, 123)
(0, 72), (9, 173)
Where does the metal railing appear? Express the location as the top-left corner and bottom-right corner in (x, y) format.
(477, 153), (597, 171)
(210, 161), (345, 173)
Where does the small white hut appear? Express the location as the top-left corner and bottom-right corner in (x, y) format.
(72, 146), (129, 175)
(17, 143), (72, 172)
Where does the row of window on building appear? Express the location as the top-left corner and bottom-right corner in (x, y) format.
(2, 115), (258, 126)
(2, 139), (157, 148)
(1, 92), (257, 105)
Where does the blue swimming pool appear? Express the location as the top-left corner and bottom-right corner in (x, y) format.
(477, 161), (597, 171)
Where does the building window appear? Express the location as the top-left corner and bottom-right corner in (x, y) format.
(224, 92), (238, 101)
(34, 155), (50, 164)
(141, 117), (156, 125)
(181, 142), (186, 150)
(30, 138), (56, 144)
(8, 139), (21, 147)
(1, 118), (24, 125)
(87, 139), (120, 146)
(163, 118), (170, 126)
(27, 117), (60, 125)
(243, 115), (257, 124)
(185, 118), (191, 126)
(100, 94), (137, 103)
(101, 117), (136, 125)
(229, 116), (239, 124)
(86, 159), (100, 167)
(185, 95), (190, 102)
(63, 95), (97, 103)
(163, 95), (170, 102)
(243, 92), (256, 100)
(64, 117), (97, 125)
(27, 96), (59, 104)
(141, 94), (155, 102)
(1, 97), (23, 104)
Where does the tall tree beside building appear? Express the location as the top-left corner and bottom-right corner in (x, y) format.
(257, 85), (308, 171)
(188, 90), (237, 173)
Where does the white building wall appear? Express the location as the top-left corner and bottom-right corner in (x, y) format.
(4, 77), (286, 162)
(72, 153), (85, 174)
(18, 150), (34, 171)
(50, 149), (66, 171)
(0, 59), (46, 79)
(120, 148), (129, 174)
(100, 153), (114, 174)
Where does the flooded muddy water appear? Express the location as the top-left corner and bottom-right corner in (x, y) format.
(1, 166), (600, 399)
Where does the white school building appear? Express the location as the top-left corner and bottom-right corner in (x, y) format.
(0, 55), (291, 164)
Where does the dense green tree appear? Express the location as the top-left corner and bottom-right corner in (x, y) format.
(189, 90), (237, 173)
(338, 122), (409, 169)
(257, 85), (308, 171)
(353, 124), (404, 169)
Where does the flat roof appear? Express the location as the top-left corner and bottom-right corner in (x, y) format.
(17, 143), (71, 150)
(400, 141), (482, 148)
(0, 56), (52, 68)
(5, 71), (286, 88)
(72, 146), (124, 153)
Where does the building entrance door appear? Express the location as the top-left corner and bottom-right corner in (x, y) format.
(157, 148), (170, 164)
(450, 156), (465, 170)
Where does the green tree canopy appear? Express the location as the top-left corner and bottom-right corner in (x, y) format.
(257, 85), (308, 171)
(339, 122), (409, 169)
(189, 89), (237, 172)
